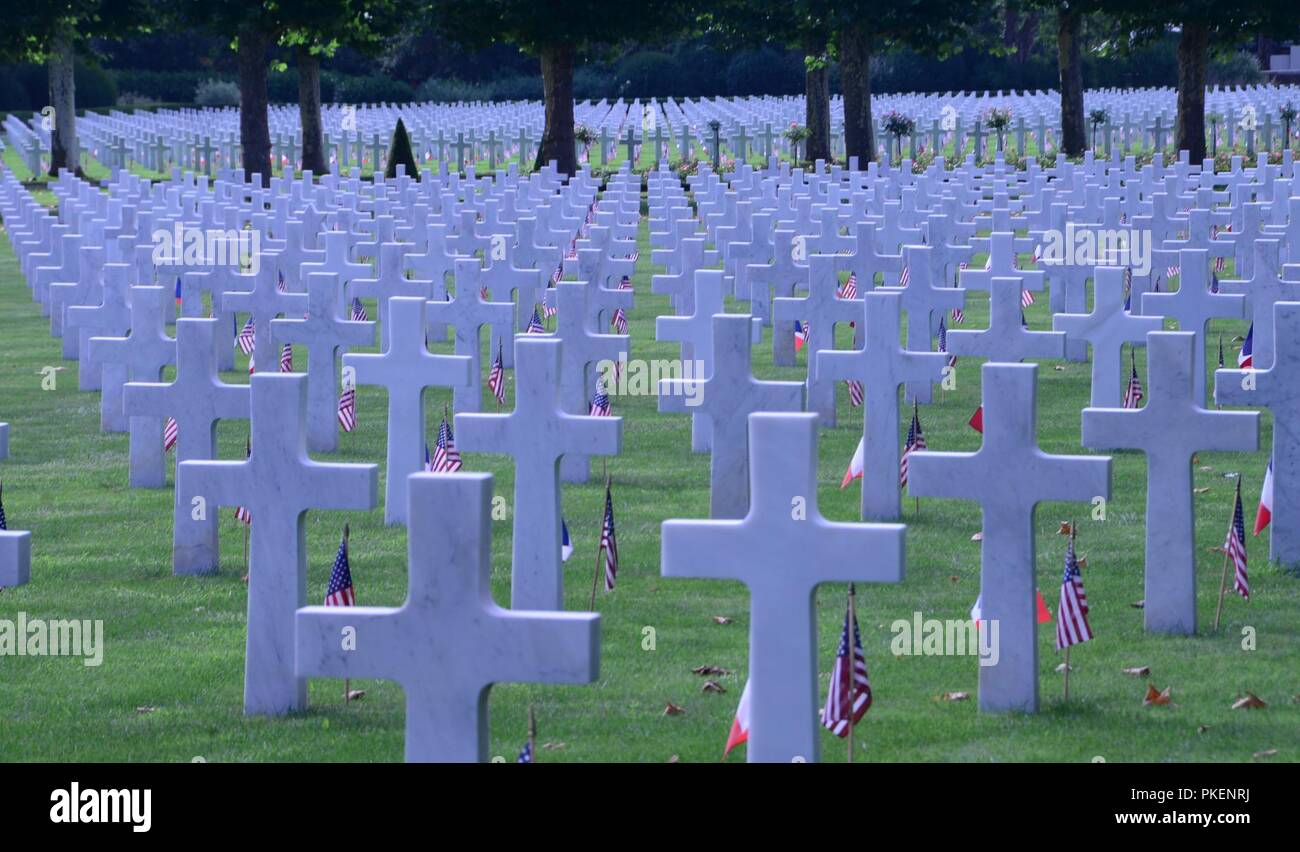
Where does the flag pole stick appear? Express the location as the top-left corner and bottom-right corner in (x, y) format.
(528, 704), (536, 762)
(1213, 478), (1240, 631)
(847, 583), (856, 764)
(343, 522), (351, 703)
(589, 465), (610, 612)
(1063, 647), (1070, 702)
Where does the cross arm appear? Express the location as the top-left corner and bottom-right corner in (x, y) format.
(492, 609), (601, 685)
(304, 461), (378, 512)
(295, 605), (408, 683)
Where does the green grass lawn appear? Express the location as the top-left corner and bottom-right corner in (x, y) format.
(0, 204), (1296, 763)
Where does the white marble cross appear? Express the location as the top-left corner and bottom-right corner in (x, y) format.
(652, 236), (707, 316)
(344, 296), (471, 525)
(350, 243), (432, 351)
(753, 230), (809, 366)
(661, 413), (903, 762)
(772, 254), (861, 426)
(272, 272), (375, 452)
(49, 244), (104, 360)
(177, 374), (377, 715)
(0, 422), (30, 589)
(552, 282), (626, 483)
(1142, 249), (1245, 406)
(456, 337), (621, 611)
(221, 254), (309, 373)
(660, 315), (804, 519)
(425, 259), (515, 415)
(958, 232), (1040, 293)
(1215, 239), (1299, 370)
(123, 318), (250, 575)
(1053, 267), (1164, 407)
(1084, 331), (1257, 634)
(946, 277), (1063, 363)
(295, 472), (599, 762)
(908, 363), (1111, 713)
(87, 286), (176, 489)
(819, 291), (948, 520)
(1215, 302), (1300, 568)
(65, 261), (131, 400)
(890, 246), (965, 403)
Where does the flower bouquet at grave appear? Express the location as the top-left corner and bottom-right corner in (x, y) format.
(675, 157), (701, 179)
(575, 124), (595, 159)
(783, 123), (811, 162)
(1282, 102), (1297, 148)
(1207, 111), (1224, 155)
(881, 111), (915, 165)
(1088, 108), (1108, 151)
(983, 106), (1012, 151)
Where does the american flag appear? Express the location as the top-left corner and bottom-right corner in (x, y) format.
(234, 439), (252, 525)
(899, 403), (926, 487)
(488, 343), (506, 404)
(846, 379), (864, 406)
(164, 416), (179, 452)
(542, 287), (559, 319)
(1122, 350), (1143, 408)
(551, 262), (564, 285)
(277, 268), (287, 292)
(338, 383), (356, 432)
(516, 741), (533, 763)
(1166, 265), (1179, 280)
(0, 482), (7, 530)
(939, 317), (956, 367)
(527, 305), (547, 333)
(600, 482), (618, 591)
(1218, 334), (1225, 369)
(431, 417), (462, 472)
(589, 377), (612, 416)
(1055, 528), (1093, 649)
(612, 306), (628, 334)
(237, 316), (256, 354)
(1225, 479), (1249, 599)
(899, 265), (910, 286)
(840, 272), (858, 300)
(324, 528), (355, 607)
(350, 298), (368, 322)
(1211, 272), (1220, 292)
(1215, 255), (1226, 273)
(820, 586), (871, 737)
(618, 274), (633, 291)
(1021, 288), (1036, 307)
(279, 343), (294, 372)
(424, 443), (433, 472)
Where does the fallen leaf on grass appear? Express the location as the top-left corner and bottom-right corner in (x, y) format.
(1058, 521), (1073, 535)
(667, 754), (679, 763)
(1143, 683), (1172, 706)
(1130, 600), (1145, 609)
(1122, 666), (1151, 677)
(1199, 466), (1214, 472)
(663, 702), (686, 716)
(542, 742), (566, 750)
(1053, 364), (1066, 371)
(345, 690), (366, 702)
(1077, 555), (1088, 569)
(948, 575), (960, 584)
(692, 665), (732, 676)
(1197, 725), (1211, 734)
(937, 691), (970, 702)
(135, 706), (157, 714)
(1055, 663), (1073, 673)
(970, 531), (983, 541)
(701, 680), (726, 694)
(1253, 748), (1278, 759)
(1194, 487), (1211, 494)
(1232, 692), (1266, 710)
(711, 616), (733, 625)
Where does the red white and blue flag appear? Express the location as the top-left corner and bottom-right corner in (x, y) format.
(821, 587), (872, 737)
(163, 417), (179, 452)
(794, 320), (809, 352)
(1238, 323), (1253, 368)
(1055, 528), (1092, 649)
(1254, 460), (1273, 535)
(488, 342), (506, 404)
(600, 483), (618, 591)
(899, 404), (926, 487)
(337, 383), (356, 432)
(1225, 480), (1249, 600)
(237, 316), (256, 354)
(1123, 351), (1144, 408)
(324, 528), (355, 607)
(431, 417), (462, 472)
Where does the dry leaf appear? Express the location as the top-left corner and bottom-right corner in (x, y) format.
(1077, 555), (1088, 569)
(1194, 487), (1211, 494)
(242, 574), (249, 584)
(345, 689), (366, 702)
(135, 706), (157, 714)
(711, 616), (733, 625)
(1197, 725), (1211, 734)
(701, 680), (726, 694)
(667, 754), (680, 763)
(1253, 748), (1278, 759)
(1293, 694), (1300, 704)
(542, 741), (566, 750)
(970, 531), (983, 541)
(1055, 662), (1073, 673)
(938, 691), (970, 702)
(1232, 692), (1266, 710)
(948, 575), (960, 584)
(1058, 521), (1073, 535)
(1053, 364), (1065, 371)
(663, 702), (686, 716)
(691, 665), (732, 676)
(1131, 600), (1145, 609)
(1143, 683), (1172, 706)
(1207, 545), (1226, 555)
(1199, 466), (1214, 472)
(1122, 666), (1151, 677)
(1192, 454), (1200, 465)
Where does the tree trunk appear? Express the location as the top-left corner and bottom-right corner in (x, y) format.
(536, 42), (578, 176)
(1056, 7), (1086, 157)
(47, 33), (79, 177)
(1176, 20), (1210, 163)
(804, 47), (831, 163)
(297, 46), (327, 176)
(237, 26), (273, 185)
(839, 22), (874, 165)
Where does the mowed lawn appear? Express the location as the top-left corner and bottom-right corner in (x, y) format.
(0, 196), (1296, 764)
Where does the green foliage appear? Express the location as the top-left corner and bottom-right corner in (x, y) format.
(334, 74), (414, 104)
(1089, 109), (1110, 128)
(882, 111), (915, 137)
(113, 70), (220, 104)
(0, 61), (116, 110)
(384, 117), (419, 180)
(194, 78), (240, 108)
(75, 60), (118, 108)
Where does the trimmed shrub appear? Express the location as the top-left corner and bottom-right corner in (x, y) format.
(385, 117), (419, 180)
(195, 79), (240, 108)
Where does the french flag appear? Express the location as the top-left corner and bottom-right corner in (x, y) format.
(1238, 323), (1253, 368)
(794, 320), (809, 353)
(968, 405), (984, 433)
(723, 680), (752, 758)
(970, 591), (1052, 626)
(840, 437), (864, 488)
(561, 520), (573, 562)
(1254, 460), (1273, 535)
